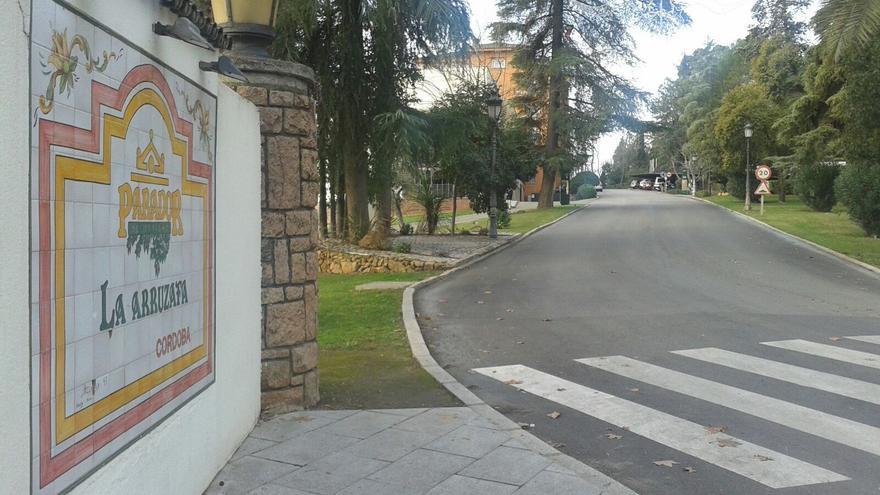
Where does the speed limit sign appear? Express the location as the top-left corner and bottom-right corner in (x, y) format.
(755, 165), (772, 181)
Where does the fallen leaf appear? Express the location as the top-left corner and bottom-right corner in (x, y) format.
(604, 433), (622, 440)
(653, 460), (679, 468)
(706, 425), (727, 434)
(556, 388), (566, 392)
(543, 318), (553, 322)
(628, 388), (640, 393)
(496, 317), (504, 321)
(294, 415), (314, 423)
(683, 467), (696, 474)
(484, 290), (493, 294)
(714, 438), (742, 448)
(516, 341), (525, 345)
(829, 336), (842, 341)
(753, 454), (773, 462)
(550, 441), (566, 449)
(504, 379), (523, 385)
(422, 316), (432, 321)
(518, 422), (535, 430)
(438, 299), (448, 303)
(547, 411), (561, 419)
(506, 308), (514, 313)
(477, 301), (485, 304)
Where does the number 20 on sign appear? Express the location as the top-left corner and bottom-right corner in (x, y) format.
(754, 165), (773, 215)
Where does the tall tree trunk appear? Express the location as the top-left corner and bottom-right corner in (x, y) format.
(319, 157), (328, 238)
(337, 169), (347, 239)
(362, 1), (401, 247)
(538, 168), (557, 208)
(538, 0), (565, 209)
(339, 0), (370, 242)
(778, 167), (786, 203)
(360, 186), (392, 249)
(394, 190), (406, 230)
(329, 192), (337, 238)
(451, 182), (458, 235)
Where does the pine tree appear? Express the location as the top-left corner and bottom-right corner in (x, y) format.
(493, 0), (690, 208)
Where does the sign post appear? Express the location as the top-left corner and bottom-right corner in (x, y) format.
(754, 165), (773, 215)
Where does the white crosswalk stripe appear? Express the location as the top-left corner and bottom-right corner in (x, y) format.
(474, 364), (849, 489)
(672, 347), (880, 406)
(577, 355), (880, 458)
(762, 339), (880, 370)
(847, 335), (880, 345)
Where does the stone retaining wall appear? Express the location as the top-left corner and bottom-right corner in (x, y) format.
(319, 248), (452, 274)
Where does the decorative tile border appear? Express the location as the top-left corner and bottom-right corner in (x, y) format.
(29, 1), (217, 493)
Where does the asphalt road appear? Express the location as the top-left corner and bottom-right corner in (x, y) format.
(415, 189), (880, 495)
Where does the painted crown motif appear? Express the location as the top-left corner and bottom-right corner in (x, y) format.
(136, 129), (165, 174)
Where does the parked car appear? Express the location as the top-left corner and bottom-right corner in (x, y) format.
(639, 179), (652, 190)
(595, 183), (604, 192)
(630, 179), (639, 189)
(653, 177), (665, 191)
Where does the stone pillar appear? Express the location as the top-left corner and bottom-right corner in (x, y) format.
(223, 56), (320, 415)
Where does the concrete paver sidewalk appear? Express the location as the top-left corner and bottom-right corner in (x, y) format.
(206, 407), (634, 495)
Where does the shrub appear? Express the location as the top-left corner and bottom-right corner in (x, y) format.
(726, 173), (759, 203)
(836, 163), (880, 237)
(399, 223), (413, 235)
(392, 241), (412, 254)
(796, 162), (840, 212)
(497, 209), (511, 228)
(575, 184), (597, 200)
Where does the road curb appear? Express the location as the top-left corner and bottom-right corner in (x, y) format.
(690, 195), (880, 277)
(401, 201), (638, 495)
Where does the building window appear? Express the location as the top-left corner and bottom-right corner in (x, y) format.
(490, 58), (506, 69)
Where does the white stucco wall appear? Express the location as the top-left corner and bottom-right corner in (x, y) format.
(1, 0), (262, 493)
(1, 1), (34, 494)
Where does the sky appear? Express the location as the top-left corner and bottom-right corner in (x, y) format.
(467, 0), (819, 168)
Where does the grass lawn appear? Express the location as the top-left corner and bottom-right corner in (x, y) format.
(402, 208), (475, 225)
(457, 205), (581, 234)
(317, 272), (460, 409)
(708, 194), (880, 269)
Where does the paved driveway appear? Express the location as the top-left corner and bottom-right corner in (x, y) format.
(415, 189), (880, 495)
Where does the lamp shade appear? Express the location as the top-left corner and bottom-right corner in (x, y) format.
(486, 94), (503, 121)
(744, 123), (753, 138)
(211, 0), (279, 57)
(211, 0), (278, 25)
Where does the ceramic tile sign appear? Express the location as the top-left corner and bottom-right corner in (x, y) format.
(29, 1), (216, 493)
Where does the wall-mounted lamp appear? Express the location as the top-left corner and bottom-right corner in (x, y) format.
(154, 16), (213, 50)
(158, 0), (225, 48)
(199, 55), (249, 83)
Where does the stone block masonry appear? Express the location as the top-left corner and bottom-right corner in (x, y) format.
(225, 56), (320, 415)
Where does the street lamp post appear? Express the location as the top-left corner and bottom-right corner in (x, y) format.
(691, 155), (697, 196)
(486, 91), (503, 239)
(744, 123), (753, 211)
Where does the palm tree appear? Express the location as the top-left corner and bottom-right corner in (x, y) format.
(274, 0), (470, 243)
(360, 0), (471, 247)
(813, 0), (880, 60)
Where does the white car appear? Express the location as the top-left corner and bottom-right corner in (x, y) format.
(653, 177), (665, 191)
(595, 183), (604, 192)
